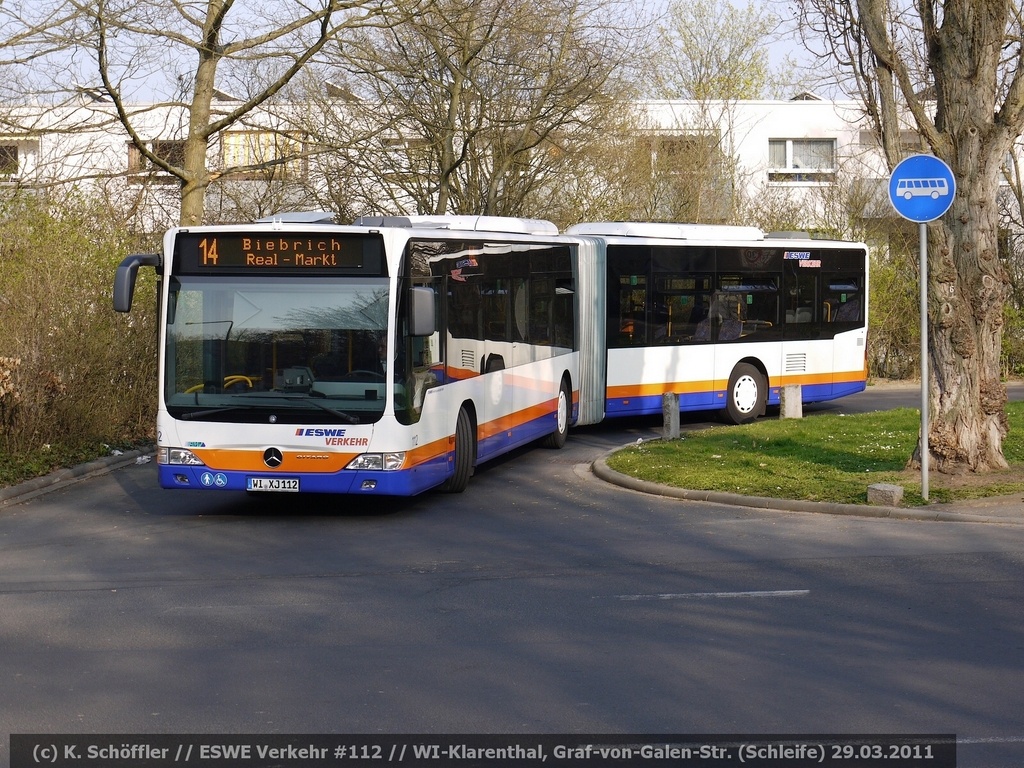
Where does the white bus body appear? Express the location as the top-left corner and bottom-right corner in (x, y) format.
(114, 216), (867, 496)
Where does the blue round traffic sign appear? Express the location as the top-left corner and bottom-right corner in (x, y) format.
(889, 154), (955, 222)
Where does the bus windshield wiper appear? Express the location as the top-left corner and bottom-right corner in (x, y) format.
(179, 404), (259, 421)
(229, 392), (361, 424)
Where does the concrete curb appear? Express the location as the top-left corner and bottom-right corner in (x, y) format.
(592, 448), (1024, 526)
(4, 441), (1020, 526)
(0, 448), (155, 508)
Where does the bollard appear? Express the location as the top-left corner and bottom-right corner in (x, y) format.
(780, 384), (803, 419)
(662, 391), (680, 439)
(867, 483), (904, 506)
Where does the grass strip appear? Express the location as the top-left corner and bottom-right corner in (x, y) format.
(605, 402), (1024, 506)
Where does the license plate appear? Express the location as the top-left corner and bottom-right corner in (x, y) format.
(246, 477), (300, 492)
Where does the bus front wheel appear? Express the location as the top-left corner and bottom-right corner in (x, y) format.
(440, 407), (475, 493)
(725, 363), (766, 425)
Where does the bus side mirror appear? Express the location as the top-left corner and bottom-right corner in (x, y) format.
(113, 253), (161, 312)
(409, 286), (436, 337)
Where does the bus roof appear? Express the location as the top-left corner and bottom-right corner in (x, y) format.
(353, 215), (560, 236)
(565, 221), (765, 242)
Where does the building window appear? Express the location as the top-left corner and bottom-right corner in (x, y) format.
(650, 133), (723, 175)
(640, 132), (733, 221)
(0, 145), (18, 176)
(127, 144), (145, 174)
(858, 129), (922, 152)
(128, 140), (187, 183)
(221, 131), (305, 180)
(383, 137), (434, 178)
(153, 140), (187, 168)
(768, 138), (836, 182)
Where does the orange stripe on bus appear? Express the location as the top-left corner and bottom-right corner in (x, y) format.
(607, 380), (716, 399)
(477, 396), (562, 440)
(191, 449), (357, 473)
(192, 388), (573, 474)
(405, 437), (451, 468)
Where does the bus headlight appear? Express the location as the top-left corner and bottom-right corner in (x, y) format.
(158, 447), (206, 466)
(346, 452), (405, 471)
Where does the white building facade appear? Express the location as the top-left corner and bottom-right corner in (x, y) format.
(2, 93), (908, 232)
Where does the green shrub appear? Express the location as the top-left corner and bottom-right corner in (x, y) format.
(0, 192), (159, 467)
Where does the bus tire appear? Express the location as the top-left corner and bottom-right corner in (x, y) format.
(440, 407), (475, 493)
(725, 363), (765, 425)
(542, 378), (571, 449)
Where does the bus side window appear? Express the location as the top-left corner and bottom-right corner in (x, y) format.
(652, 275), (710, 343)
(482, 280), (509, 341)
(552, 277), (575, 348)
(715, 293), (744, 340)
(824, 277), (862, 324)
(655, 293), (708, 342)
(741, 278), (780, 331)
(617, 274), (648, 345)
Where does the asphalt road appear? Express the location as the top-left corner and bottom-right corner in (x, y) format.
(2, 385), (1023, 767)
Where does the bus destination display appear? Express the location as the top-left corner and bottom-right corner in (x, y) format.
(176, 232), (383, 275)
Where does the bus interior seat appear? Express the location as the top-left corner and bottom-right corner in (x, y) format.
(834, 297), (860, 322)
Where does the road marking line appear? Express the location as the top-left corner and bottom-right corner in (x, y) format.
(616, 589), (810, 601)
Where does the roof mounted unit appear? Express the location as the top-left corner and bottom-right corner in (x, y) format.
(565, 221), (764, 242)
(255, 211), (337, 224)
(765, 230), (812, 239)
(353, 215), (559, 236)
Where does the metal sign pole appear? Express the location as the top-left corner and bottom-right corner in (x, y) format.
(888, 154), (953, 504)
(920, 222), (929, 501)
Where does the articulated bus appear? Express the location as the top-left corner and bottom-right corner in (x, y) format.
(114, 215), (867, 497)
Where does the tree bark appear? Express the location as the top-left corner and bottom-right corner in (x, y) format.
(911, 0), (1013, 472)
(921, 199), (1009, 473)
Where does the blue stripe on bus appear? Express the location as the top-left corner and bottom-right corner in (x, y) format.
(476, 410), (561, 462)
(605, 390), (721, 418)
(825, 380), (868, 400)
(604, 380), (867, 418)
(159, 459), (451, 497)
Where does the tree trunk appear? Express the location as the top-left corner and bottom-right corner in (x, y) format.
(178, 3), (222, 227)
(919, 198), (1009, 472)
(179, 84), (214, 227)
(179, 171), (210, 228)
(905, 0), (1013, 473)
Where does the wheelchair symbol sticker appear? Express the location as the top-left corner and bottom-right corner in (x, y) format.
(200, 472), (228, 488)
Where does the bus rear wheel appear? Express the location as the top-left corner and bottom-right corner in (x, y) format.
(542, 379), (570, 449)
(440, 406), (475, 493)
(725, 363), (765, 425)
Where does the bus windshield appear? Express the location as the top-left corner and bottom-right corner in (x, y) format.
(164, 275), (393, 424)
